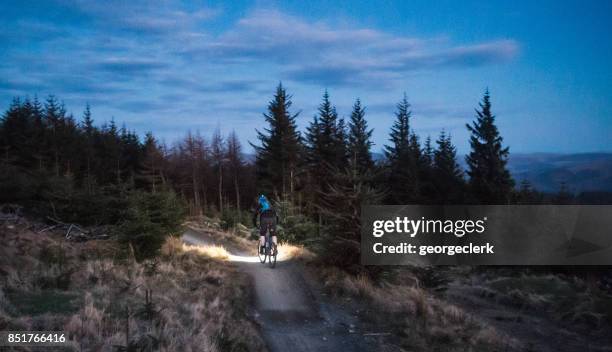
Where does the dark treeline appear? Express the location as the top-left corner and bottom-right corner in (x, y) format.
(252, 84), (584, 268)
(0, 95), (255, 213)
(0, 86), (581, 262)
(0, 95), (254, 258)
(254, 86), (527, 206)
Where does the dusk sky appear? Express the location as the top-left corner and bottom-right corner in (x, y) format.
(1, 0), (610, 154)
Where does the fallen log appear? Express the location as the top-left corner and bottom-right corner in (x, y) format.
(44, 216), (110, 241)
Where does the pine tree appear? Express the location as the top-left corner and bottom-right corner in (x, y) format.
(44, 95), (64, 176)
(423, 136), (433, 167)
(514, 179), (542, 204)
(465, 90), (514, 204)
(383, 94), (419, 203)
(0, 98), (30, 167)
(80, 104), (95, 192)
(335, 116), (348, 166)
(305, 90), (349, 221)
(119, 127), (142, 185)
(306, 90), (347, 170)
(347, 98), (374, 174)
(140, 132), (166, 193)
(317, 157), (384, 269)
(31, 96), (46, 171)
(226, 130), (244, 216)
(252, 83), (302, 199)
(96, 118), (123, 184)
(433, 131), (465, 203)
(82, 104), (94, 134)
(211, 128), (225, 212)
(418, 135), (438, 202)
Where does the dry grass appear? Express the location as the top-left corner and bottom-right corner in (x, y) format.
(473, 271), (612, 330)
(317, 266), (515, 351)
(0, 221), (266, 352)
(184, 219), (254, 252)
(184, 218), (317, 262)
(170, 236), (231, 260)
(277, 243), (315, 261)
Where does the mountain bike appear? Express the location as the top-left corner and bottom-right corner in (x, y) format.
(257, 224), (277, 268)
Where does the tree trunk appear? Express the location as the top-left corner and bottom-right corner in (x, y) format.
(116, 159), (121, 183)
(234, 174), (241, 219)
(192, 163), (200, 215)
(290, 168), (294, 204)
(86, 156), (92, 194)
(54, 150), (60, 177)
(218, 165), (223, 212)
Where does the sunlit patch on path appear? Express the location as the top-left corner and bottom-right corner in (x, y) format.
(182, 230), (306, 263)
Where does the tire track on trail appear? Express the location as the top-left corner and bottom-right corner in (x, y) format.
(182, 228), (391, 352)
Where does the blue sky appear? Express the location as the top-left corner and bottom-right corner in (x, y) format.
(1, 0), (611, 153)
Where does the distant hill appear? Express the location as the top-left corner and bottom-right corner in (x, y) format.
(503, 153), (612, 193)
(247, 152), (612, 193)
(242, 153), (256, 164)
(378, 152), (612, 193)
(454, 153), (612, 193)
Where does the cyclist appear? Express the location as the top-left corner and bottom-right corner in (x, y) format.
(253, 194), (278, 255)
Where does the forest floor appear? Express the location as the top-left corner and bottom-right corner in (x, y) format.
(0, 219), (266, 352)
(183, 222), (612, 352)
(1, 216), (610, 352)
(182, 227), (396, 352)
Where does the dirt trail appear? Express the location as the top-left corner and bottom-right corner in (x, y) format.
(182, 228), (389, 352)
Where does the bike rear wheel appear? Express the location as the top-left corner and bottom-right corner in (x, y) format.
(269, 243), (277, 268)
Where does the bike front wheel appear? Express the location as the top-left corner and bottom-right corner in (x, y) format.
(257, 243), (266, 264)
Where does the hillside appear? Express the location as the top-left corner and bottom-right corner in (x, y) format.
(505, 153), (612, 193)
(371, 152), (612, 193)
(0, 219), (265, 351)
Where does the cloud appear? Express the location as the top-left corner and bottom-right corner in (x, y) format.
(0, 79), (49, 92)
(113, 99), (170, 113)
(193, 9), (519, 86)
(93, 58), (169, 75)
(1, 5), (519, 98)
(158, 77), (265, 94)
(65, 0), (221, 35)
(0, 3), (521, 150)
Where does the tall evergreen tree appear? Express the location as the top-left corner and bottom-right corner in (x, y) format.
(44, 95), (65, 176)
(417, 135), (438, 202)
(465, 90), (514, 204)
(305, 90), (349, 220)
(306, 90), (347, 170)
(433, 131), (465, 203)
(347, 98), (374, 174)
(514, 179), (542, 204)
(211, 127), (225, 211)
(226, 130), (245, 217)
(119, 126), (142, 185)
(335, 116), (348, 166)
(317, 158), (384, 269)
(140, 131), (166, 193)
(423, 136), (433, 167)
(82, 104), (93, 133)
(80, 104), (96, 192)
(0, 98), (30, 167)
(383, 94), (420, 203)
(30, 96), (46, 171)
(252, 83), (302, 199)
